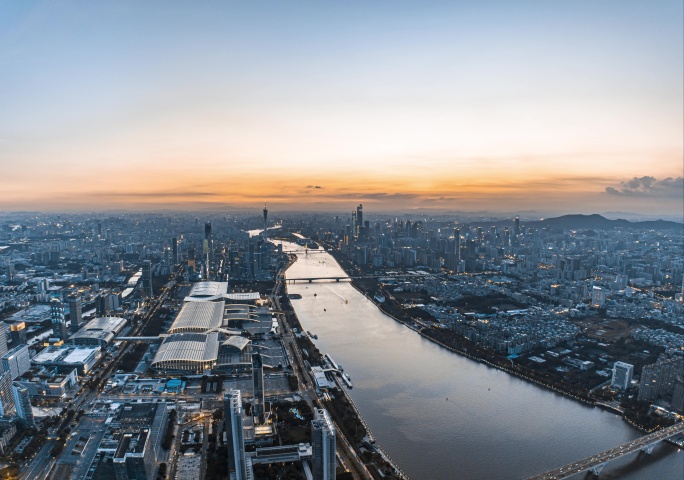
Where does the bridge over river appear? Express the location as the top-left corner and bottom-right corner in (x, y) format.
(284, 273), (439, 284)
(528, 421), (684, 479)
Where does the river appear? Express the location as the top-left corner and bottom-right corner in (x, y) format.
(278, 241), (683, 479)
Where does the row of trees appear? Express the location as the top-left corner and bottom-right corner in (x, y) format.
(161, 409), (177, 450)
(119, 342), (149, 372)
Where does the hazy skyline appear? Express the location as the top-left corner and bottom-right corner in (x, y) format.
(1, 1), (682, 217)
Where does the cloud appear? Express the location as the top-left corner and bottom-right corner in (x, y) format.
(605, 177), (683, 197)
(96, 191), (218, 198)
(304, 185), (324, 189)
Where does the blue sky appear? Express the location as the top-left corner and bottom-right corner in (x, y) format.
(0, 1), (682, 215)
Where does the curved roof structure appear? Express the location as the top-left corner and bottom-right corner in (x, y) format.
(151, 332), (219, 373)
(225, 292), (260, 302)
(183, 291), (261, 303)
(168, 301), (225, 334)
(71, 316), (128, 347)
(187, 282), (229, 298)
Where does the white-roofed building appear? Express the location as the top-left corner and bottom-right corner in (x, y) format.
(183, 282), (260, 304)
(151, 333), (219, 373)
(224, 292), (260, 303)
(186, 282), (229, 299)
(168, 301), (225, 334)
(31, 346), (101, 374)
(311, 366), (334, 390)
(71, 316), (128, 347)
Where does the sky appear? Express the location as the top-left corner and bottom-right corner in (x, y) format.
(0, 0), (682, 217)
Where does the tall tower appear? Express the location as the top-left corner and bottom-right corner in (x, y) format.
(252, 353), (265, 423)
(0, 322), (7, 358)
(0, 371), (14, 416)
(172, 237), (178, 266)
(351, 210), (357, 240)
(204, 222), (212, 254)
(454, 228), (461, 262)
(356, 204), (363, 238)
(12, 382), (34, 427)
(50, 294), (68, 341)
(311, 408), (336, 480)
(672, 377), (684, 413)
(514, 216), (520, 237)
(204, 222), (212, 279)
(68, 293), (83, 334)
(224, 390), (247, 480)
(263, 204), (269, 243)
(142, 260), (153, 298)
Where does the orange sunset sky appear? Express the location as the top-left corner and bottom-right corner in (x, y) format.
(1, 1), (682, 217)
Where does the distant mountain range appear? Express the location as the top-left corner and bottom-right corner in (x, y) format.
(529, 214), (683, 231)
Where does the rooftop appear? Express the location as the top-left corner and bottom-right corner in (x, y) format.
(188, 281), (228, 298)
(168, 301), (225, 333)
(32, 346), (100, 364)
(222, 335), (251, 351)
(152, 332), (219, 365)
(81, 316), (127, 334)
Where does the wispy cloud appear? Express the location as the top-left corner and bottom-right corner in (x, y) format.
(605, 177), (684, 197)
(96, 191), (219, 198)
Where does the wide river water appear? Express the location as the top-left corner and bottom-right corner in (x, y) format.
(279, 242), (683, 479)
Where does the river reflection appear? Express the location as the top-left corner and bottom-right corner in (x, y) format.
(278, 242), (682, 479)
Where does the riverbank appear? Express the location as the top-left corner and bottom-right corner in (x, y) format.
(279, 254), (407, 480)
(325, 247), (669, 435)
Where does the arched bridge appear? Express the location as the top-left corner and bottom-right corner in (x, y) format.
(528, 421), (684, 479)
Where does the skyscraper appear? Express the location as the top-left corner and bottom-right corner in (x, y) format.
(311, 408), (336, 480)
(68, 293), (83, 334)
(171, 237), (178, 266)
(351, 210), (357, 240)
(592, 286), (606, 307)
(1, 345), (30, 380)
(204, 222), (212, 254)
(9, 322), (26, 347)
(263, 204), (269, 244)
(142, 260), (153, 298)
(0, 323), (7, 358)
(611, 361), (634, 390)
(454, 228), (461, 263)
(252, 353), (265, 423)
(224, 390), (247, 480)
(356, 204), (363, 238)
(0, 371), (14, 416)
(672, 377), (684, 413)
(204, 222), (213, 279)
(12, 383), (34, 427)
(514, 216), (520, 237)
(638, 355), (684, 403)
(50, 294), (68, 341)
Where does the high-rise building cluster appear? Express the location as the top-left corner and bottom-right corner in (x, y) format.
(637, 354), (684, 404)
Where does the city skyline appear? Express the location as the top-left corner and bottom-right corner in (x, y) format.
(1, 1), (682, 217)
